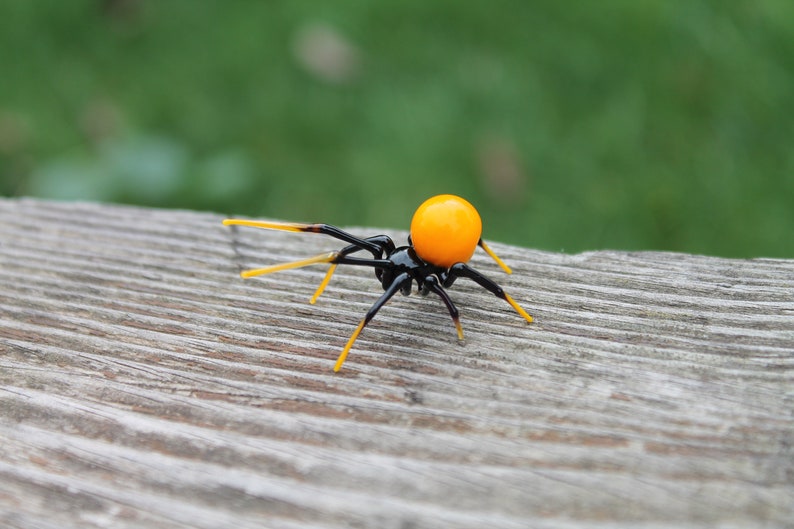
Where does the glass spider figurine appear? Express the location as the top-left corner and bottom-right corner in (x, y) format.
(223, 194), (533, 372)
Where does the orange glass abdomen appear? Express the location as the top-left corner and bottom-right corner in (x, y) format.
(410, 194), (482, 268)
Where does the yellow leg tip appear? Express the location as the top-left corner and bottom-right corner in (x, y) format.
(504, 293), (533, 323)
(333, 353), (348, 373)
(222, 219), (308, 232)
(334, 319), (366, 372)
(310, 264), (337, 305)
(454, 319), (464, 340)
(236, 252), (338, 280)
(479, 239), (513, 275)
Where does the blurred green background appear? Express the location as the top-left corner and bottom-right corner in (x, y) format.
(1, 1), (792, 257)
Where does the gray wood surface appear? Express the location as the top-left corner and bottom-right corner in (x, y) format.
(1, 197), (792, 529)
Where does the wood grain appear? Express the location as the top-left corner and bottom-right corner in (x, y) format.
(0, 197), (792, 528)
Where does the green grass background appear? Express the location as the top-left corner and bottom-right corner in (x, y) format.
(1, 1), (792, 257)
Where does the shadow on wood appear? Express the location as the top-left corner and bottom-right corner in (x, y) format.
(1, 198), (792, 528)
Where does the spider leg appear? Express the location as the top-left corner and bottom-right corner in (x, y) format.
(478, 239), (512, 274)
(444, 263), (533, 323)
(421, 275), (464, 340)
(332, 255), (393, 267)
(239, 251), (339, 278)
(235, 250), (394, 302)
(234, 250), (342, 303)
(224, 217), (396, 302)
(222, 219), (389, 257)
(310, 263), (337, 304)
(310, 237), (394, 304)
(313, 253), (397, 298)
(334, 271), (411, 372)
(310, 251), (398, 304)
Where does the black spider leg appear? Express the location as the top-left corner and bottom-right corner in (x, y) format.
(420, 275), (464, 340)
(222, 218), (393, 259)
(333, 271), (411, 372)
(323, 234), (395, 265)
(314, 253), (393, 295)
(331, 255), (394, 267)
(312, 243), (394, 284)
(304, 235), (396, 304)
(443, 263), (533, 323)
(300, 224), (389, 258)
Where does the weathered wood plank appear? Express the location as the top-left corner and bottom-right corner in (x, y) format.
(0, 197), (792, 528)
